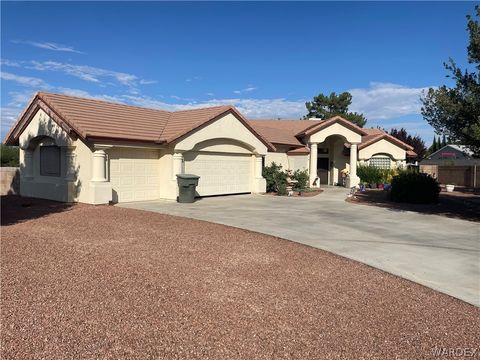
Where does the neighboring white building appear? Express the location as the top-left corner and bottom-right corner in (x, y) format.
(5, 92), (415, 204)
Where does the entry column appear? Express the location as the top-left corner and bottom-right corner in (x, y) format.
(346, 143), (360, 188)
(309, 142), (318, 187)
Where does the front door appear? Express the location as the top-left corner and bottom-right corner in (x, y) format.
(317, 157), (329, 186)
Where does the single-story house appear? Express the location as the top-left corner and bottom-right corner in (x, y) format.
(4, 92), (415, 204)
(420, 144), (479, 188)
(421, 145), (480, 166)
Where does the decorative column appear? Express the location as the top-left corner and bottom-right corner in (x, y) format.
(91, 149), (107, 182)
(90, 147), (112, 205)
(64, 146), (76, 181)
(23, 149), (34, 179)
(346, 143), (360, 188)
(172, 152), (184, 180)
(309, 142), (318, 187)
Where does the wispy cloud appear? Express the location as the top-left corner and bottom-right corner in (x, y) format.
(349, 82), (432, 120)
(0, 71), (51, 89)
(0, 59), (21, 67)
(186, 76), (201, 82)
(25, 60), (156, 92)
(233, 86), (257, 94)
(123, 95), (305, 119)
(12, 40), (84, 54)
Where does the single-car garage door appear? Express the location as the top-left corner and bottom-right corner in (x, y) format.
(184, 152), (252, 196)
(108, 148), (160, 203)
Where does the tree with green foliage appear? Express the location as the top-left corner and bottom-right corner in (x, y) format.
(442, 134), (447, 147)
(305, 91), (367, 127)
(1, 144), (19, 167)
(389, 128), (427, 161)
(421, 5), (480, 156)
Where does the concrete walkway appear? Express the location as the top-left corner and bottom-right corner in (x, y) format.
(118, 187), (480, 306)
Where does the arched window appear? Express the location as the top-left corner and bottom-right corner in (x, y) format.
(369, 156), (391, 169)
(40, 145), (61, 177)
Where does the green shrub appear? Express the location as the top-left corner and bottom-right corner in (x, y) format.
(1, 144), (19, 167)
(292, 169), (309, 192)
(390, 172), (440, 203)
(263, 162), (288, 194)
(357, 165), (384, 185)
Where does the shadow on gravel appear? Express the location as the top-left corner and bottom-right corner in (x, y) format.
(1, 195), (75, 226)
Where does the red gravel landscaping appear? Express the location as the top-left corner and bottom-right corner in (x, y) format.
(1, 195), (479, 359)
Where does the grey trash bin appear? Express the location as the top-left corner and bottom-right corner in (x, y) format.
(176, 174), (200, 203)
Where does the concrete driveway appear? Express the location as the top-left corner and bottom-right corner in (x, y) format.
(118, 187), (480, 306)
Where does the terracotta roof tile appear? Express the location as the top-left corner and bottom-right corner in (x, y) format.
(248, 119), (320, 146)
(5, 92), (274, 150)
(39, 92), (170, 142)
(287, 146), (310, 155)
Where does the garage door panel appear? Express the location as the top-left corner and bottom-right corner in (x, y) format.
(108, 148), (160, 203)
(184, 152), (251, 196)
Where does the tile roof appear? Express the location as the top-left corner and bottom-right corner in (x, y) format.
(248, 119), (320, 146)
(5, 92), (274, 150)
(287, 146), (310, 155)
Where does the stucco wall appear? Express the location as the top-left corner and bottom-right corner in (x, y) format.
(0, 167), (20, 195)
(265, 151), (289, 170)
(309, 122), (362, 144)
(288, 155), (309, 172)
(359, 139), (406, 161)
(174, 113), (268, 155)
(19, 109), (93, 203)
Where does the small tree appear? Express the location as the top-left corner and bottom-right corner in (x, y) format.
(389, 128), (427, 161)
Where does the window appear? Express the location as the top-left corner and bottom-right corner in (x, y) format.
(370, 157), (391, 169)
(40, 146), (61, 177)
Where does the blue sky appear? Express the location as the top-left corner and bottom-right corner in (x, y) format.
(1, 1), (476, 143)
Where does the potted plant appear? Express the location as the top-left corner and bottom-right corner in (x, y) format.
(445, 183), (455, 192)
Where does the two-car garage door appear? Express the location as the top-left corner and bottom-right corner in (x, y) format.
(184, 152), (252, 196)
(108, 149), (253, 202)
(109, 148), (161, 203)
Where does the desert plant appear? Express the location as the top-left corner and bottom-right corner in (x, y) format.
(292, 168), (309, 192)
(1, 144), (19, 167)
(390, 172), (440, 203)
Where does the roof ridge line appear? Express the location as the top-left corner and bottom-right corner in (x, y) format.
(38, 91), (173, 114)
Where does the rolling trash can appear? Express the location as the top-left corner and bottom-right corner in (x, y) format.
(176, 174), (200, 203)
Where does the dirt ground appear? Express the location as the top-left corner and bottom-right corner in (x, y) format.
(1, 195), (479, 359)
(348, 188), (480, 222)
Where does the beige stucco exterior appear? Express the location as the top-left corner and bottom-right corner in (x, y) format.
(359, 138), (406, 162)
(16, 109), (269, 204)
(19, 109), (96, 203)
(263, 123), (409, 187)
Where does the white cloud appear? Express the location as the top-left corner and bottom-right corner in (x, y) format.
(26, 60), (155, 91)
(0, 71), (51, 89)
(123, 95), (305, 119)
(186, 76), (201, 82)
(12, 40), (84, 54)
(0, 59), (21, 67)
(349, 82), (432, 120)
(233, 86), (257, 94)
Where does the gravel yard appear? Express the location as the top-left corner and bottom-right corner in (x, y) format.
(1, 196), (479, 359)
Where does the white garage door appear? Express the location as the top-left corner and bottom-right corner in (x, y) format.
(108, 148), (161, 203)
(184, 152), (252, 196)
